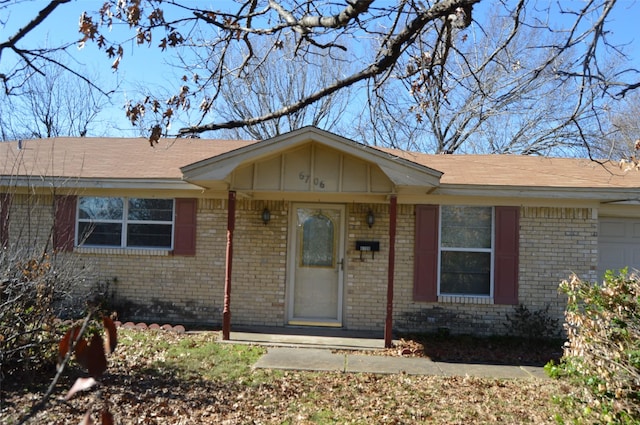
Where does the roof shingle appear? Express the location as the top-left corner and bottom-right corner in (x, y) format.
(1, 136), (639, 189)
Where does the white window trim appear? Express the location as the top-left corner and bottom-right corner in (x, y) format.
(437, 205), (495, 299)
(74, 246), (171, 256)
(76, 197), (175, 250)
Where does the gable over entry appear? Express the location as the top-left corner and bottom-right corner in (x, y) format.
(180, 127), (443, 196)
(179, 127), (444, 348)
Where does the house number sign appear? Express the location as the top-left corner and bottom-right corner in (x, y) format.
(299, 171), (325, 189)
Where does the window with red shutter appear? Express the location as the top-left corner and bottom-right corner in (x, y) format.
(76, 197), (177, 250)
(413, 204), (519, 304)
(67, 196), (196, 254)
(440, 206), (492, 296)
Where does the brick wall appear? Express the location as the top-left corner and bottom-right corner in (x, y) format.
(81, 198), (289, 328)
(518, 206), (598, 318)
(393, 206), (598, 336)
(6, 193), (55, 250)
(81, 198), (227, 326)
(3, 195), (600, 335)
(231, 200), (288, 327)
(344, 203), (393, 330)
(5, 193), (99, 315)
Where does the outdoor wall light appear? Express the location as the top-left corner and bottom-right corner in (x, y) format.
(261, 208), (271, 225)
(366, 209), (375, 228)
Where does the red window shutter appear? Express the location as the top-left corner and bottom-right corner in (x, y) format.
(173, 198), (197, 256)
(54, 195), (77, 252)
(414, 205), (439, 302)
(494, 206), (520, 305)
(1, 193), (12, 248)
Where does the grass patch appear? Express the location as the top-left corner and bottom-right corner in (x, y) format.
(112, 329), (270, 384)
(309, 409), (337, 423)
(3, 328), (582, 424)
(163, 333), (265, 381)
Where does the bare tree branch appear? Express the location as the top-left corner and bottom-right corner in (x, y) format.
(0, 0), (71, 84)
(2, 0), (638, 155)
(0, 0), (70, 54)
(178, 0), (480, 135)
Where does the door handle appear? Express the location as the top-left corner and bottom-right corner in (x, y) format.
(338, 258), (344, 270)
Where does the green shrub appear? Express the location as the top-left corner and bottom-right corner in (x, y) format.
(557, 270), (640, 423)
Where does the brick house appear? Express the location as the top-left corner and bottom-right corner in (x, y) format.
(1, 127), (639, 343)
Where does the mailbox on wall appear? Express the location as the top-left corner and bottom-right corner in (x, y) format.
(356, 240), (380, 260)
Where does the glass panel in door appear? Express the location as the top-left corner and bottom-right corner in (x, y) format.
(289, 205), (344, 325)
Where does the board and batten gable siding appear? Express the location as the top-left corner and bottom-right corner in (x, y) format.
(231, 143), (394, 194)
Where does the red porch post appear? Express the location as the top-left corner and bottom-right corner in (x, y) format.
(384, 195), (397, 348)
(222, 191), (236, 340)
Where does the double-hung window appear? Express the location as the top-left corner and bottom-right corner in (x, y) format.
(77, 197), (174, 249)
(414, 204), (518, 305)
(439, 206), (493, 297)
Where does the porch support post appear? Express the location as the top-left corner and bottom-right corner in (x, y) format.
(384, 195), (397, 348)
(222, 190), (236, 340)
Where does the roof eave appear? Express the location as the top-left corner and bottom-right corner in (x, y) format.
(0, 177), (204, 191)
(433, 184), (640, 201)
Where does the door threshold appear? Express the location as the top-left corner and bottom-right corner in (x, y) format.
(288, 320), (342, 328)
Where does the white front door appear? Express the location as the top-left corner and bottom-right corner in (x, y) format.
(288, 204), (345, 326)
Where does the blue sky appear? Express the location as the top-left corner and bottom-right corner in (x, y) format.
(2, 0), (184, 136)
(2, 0), (639, 137)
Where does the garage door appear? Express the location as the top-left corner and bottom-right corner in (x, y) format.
(598, 217), (640, 279)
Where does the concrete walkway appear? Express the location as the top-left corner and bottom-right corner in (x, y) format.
(225, 331), (549, 380)
(227, 330), (386, 350)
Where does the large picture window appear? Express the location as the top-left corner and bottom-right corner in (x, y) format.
(439, 206), (493, 296)
(77, 197), (174, 249)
